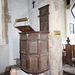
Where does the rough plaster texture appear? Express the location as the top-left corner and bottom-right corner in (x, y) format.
(61, 0), (66, 38)
(0, 0), (10, 73)
(49, 36), (62, 75)
(7, 0), (29, 65)
(48, 0), (62, 75)
(39, 0), (48, 7)
(0, 45), (9, 73)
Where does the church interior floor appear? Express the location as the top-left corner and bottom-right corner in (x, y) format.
(63, 71), (74, 75)
(63, 64), (75, 75)
(1, 65), (75, 75)
(0, 70), (75, 75)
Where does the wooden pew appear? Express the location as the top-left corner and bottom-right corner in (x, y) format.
(62, 37), (72, 65)
(66, 37), (72, 65)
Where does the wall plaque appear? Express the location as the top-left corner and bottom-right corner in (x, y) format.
(54, 30), (61, 35)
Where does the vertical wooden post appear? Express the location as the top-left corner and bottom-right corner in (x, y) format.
(72, 45), (75, 58)
(66, 37), (72, 65)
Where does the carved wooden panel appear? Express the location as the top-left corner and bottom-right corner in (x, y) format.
(40, 34), (48, 40)
(40, 21), (48, 31)
(26, 58), (30, 70)
(28, 33), (38, 39)
(66, 44), (72, 65)
(20, 33), (27, 40)
(30, 57), (38, 70)
(40, 15), (48, 22)
(73, 45), (75, 57)
(39, 4), (49, 31)
(20, 32), (49, 74)
(28, 41), (38, 53)
(39, 53), (49, 70)
(20, 41), (28, 53)
(20, 33), (39, 40)
(71, 45), (75, 58)
(40, 41), (48, 53)
(20, 54), (26, 69)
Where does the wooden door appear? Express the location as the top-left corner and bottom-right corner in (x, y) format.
(39, 4), (49, 31)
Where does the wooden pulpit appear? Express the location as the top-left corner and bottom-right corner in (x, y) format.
(16, 26), (50, 75)
(66, 37), (72, 65)
(15, 4), (50, 75)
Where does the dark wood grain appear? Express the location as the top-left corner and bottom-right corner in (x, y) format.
(39, 4), (49, 31)
(20, 32), (49, 74)
(66, 37), (72, 65)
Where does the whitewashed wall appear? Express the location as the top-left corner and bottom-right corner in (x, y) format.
(7, 0), (29, 65)
(61, 0), (66, 38)
(66, 0), (75, 45)
(28, 0), (39, 31)
(0, 0), (9, 73)
(0, 0), (29, 73)
(39, 0), (48, 7)
(0, 45), (9, 73)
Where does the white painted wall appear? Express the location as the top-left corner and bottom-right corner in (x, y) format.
(7, 0), (29, 65)
(39, 0), (48, 7)
(66, 0), (75, 45)
(28, 0), (39, 31)
(0, 0), (10, 73)
(0, 45), (9, 73)
(61, 0), (66, 38)
(60, 0), (67, 45)
(0, 0), (29, 73)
